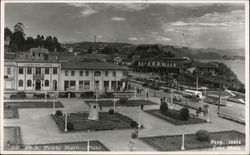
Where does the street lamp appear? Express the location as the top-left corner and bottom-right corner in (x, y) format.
(113, 98), (116, 112)
(64, 112), (68, 132)
(181, 127), (186, 150)
(138, 106), (142, 128)
(52, 93), (55, 115)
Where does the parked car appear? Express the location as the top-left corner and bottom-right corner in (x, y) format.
(80, 91), (95, 98)
(10, 91), (26, 99)
(33, 93), (50, 99)
(150, 84), (160, 90)
(59, 92), (76, 98)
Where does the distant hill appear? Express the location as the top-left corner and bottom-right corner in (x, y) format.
(61, 41), (245, 60)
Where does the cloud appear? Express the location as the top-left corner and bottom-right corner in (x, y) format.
(110, 17), (126, 21)
(128, 37), (138, 41)
(155, 37), (172, 42)
(67, 3), (97, 17)
(161, 9), (245, 49)
(67, 3), (150, 17)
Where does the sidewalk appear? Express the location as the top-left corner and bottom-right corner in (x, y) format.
(4, 97), (245, 151)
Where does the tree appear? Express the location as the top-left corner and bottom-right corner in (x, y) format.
(4, 27), (12, 40)
(9, 23), (25, 51)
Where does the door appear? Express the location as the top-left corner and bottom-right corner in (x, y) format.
(53, 80), (57, 91)
(64, 81), (69, 91)
(35, 80), (41, 91)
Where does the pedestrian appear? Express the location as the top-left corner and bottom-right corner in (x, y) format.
(146, 92), (148, 99)
(160, 98), (163, 103)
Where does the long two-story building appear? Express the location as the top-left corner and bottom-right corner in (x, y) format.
(4, 48), (129, 92)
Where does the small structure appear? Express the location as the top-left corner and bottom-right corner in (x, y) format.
(88, 102), (100, 121)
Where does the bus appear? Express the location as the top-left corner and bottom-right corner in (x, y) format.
(183, 89), (203, 99)
(204, 95), (227, 106)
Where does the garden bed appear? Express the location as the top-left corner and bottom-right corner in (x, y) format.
(140, 130), (245, 151)
(4, 126), (23, 150)
(85, 100), (157, 107)
(145, 109), (206, 125)
(52, 112), (138, 131)
(4, 101), (64, 119)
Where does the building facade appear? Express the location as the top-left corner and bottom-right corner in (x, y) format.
(4, 47), (129, 92)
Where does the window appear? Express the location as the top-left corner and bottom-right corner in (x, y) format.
(79, 81), (83, 90)
(19, 67), (23, 74)
(27, 80), (32, 87)
(85, 71), (89, 76)
(113, 71), (116, 77)
(71, 70), (75, 76)
(35, 67), (41, 75)
(18, 80), (23, 87)
(84, 81), (90, 90)
(65, 70), (69, 76)
(27, 67), (32, 74)
(45, 68), (49, 74)
(45, 80), (49, 87)
(104, 81), (109, 89)
(94, 71), (101, 76)
(33, 52), (35, 57)
(80, 71), (83, 76)
(38, 53), (41, 57)
(53, 68), (57, 74)
(95, 80), (100, 90)
(105, 71), (109, 77)
(70, 81), (76, 90)
(7, 67), (11, 75)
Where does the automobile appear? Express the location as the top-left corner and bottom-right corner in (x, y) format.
(59, 92), (76, 98)
(142, 82), (150, 87)
(163, 88), (171, 93)
(33, 93), (50, 99)
(10, 91), (26, 99)
(150, 84), (160, 90)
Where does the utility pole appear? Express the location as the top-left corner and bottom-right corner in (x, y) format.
(217, 80), (222, 115)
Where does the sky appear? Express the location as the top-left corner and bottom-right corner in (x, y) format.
(4, 2), (246, 49)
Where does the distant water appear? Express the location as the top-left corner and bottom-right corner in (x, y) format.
(197, 60), (245, 84)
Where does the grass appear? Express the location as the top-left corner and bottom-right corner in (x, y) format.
(140, 130), (245, 151)
(52, 112), (137, 131)
(4, 101), (64, 119)
(145, 109), (206, 125)
(85, 99), (157, 107)
(4, 126), (22, 150)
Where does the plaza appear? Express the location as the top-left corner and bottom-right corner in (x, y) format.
(3, 93), (246, 152)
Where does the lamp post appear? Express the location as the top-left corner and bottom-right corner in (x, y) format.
(52, 93), (55, 115)
(87, 129), (90, 151)
(64, 112), (68, 132)
(113, 98), (116, 112)
(138, 106), (141, 128)
(181, 127), (185, 150)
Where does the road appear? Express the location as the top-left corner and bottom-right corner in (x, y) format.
(129, 80), (245, 122)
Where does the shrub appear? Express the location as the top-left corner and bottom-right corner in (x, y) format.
(80, 91), (94, 98)
(180, 107), (189, 120)
(16, 91), (26, 98)
(56, 110), (63, 116)
(100, 92), (114, 98)
(160, 102), (168, 113)
(33, 93), (50, 99)
(119, 97), (129, 104)
(66, 92), (76, 98)
(132, 132), (138, 139)
(109, 109), (114, 114)
(164, 109), (180, 120)
(196, 130), (210, 141)
(130, 121), (138, 128)
(67, 122), (74, 130)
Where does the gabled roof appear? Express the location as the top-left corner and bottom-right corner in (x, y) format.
(61, 61), (129, 70)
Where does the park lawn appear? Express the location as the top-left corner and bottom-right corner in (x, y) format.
(145, 109), (206, 125)
(140, 130), (245, 151)
(4, 126), (23, 150)
(4, 101), (64, 119)
(85, 100), (157, 107)
(52, 112), (136, 131)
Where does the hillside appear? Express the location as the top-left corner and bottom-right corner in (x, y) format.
(61, 41), (245, 60)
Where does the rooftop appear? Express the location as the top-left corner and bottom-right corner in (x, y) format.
(61, 61), (129, 70)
